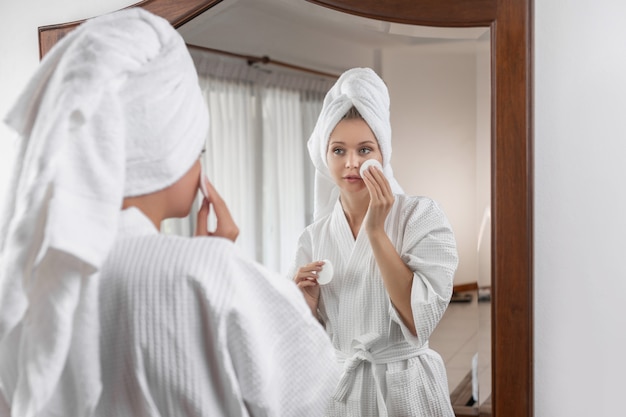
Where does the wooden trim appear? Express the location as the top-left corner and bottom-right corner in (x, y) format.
(306, 0), (496, 27)
(491, 0), (534, 416)
(453, 282), (479, 293)
(450, 370), (492, 417)
(38, 0), (223, 58)
(37, 1), (533, 416)
(450, 371), (479, 416)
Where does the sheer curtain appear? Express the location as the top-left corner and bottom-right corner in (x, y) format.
(163, 49), (333, 275)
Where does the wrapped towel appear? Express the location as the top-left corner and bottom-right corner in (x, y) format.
(307, 67), (404, 221)
(0, 8), (208, 416)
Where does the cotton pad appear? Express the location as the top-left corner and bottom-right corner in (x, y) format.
(317, 259), (334, 285)
(199, 169), (210, 199)
(359, 159), (383, 178)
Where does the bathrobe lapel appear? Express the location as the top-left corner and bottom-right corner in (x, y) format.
(330, 201), (357, 261)
(331, 200), (377, 274)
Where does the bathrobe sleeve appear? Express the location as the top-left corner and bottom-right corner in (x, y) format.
(95, 223), (339, 417)
(220, 250), (339, 417)
(388, 197), (459, 347)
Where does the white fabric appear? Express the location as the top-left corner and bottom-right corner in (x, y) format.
(301, 93), (323, 221)
(188, 48), (335, 94)
(261, 88), (307, 273)
(0, 8), (207, 417)
(93, 208), (340, 417)
(334, 337), (431, 417)
(307, 67), (404, 221)
(288, 195), (458, 417)
(167, 50), (327, 275)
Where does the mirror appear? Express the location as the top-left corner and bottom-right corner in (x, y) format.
(38, 1), (532, 416)
(176, 1), (492, 414)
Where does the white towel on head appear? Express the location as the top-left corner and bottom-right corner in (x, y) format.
(307, 67), (404, 221)
(0, 8), (208, 417)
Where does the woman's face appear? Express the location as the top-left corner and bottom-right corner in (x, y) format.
(326, 118), (383, 194)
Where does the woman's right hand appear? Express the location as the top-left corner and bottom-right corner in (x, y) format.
(294, 261), (325, 317)
(195, 176), (239, 242)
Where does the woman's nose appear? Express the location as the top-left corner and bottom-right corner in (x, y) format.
(345, 152), (362, 168)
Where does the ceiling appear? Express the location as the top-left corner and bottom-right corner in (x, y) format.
(178, 0), (490, 50)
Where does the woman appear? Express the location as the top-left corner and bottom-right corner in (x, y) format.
(290, 68), (458, 417)
(0, 9), (338, 417)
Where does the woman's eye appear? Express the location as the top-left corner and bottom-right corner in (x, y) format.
(360, 148), (372, 154)
(333, 148), (345, 155)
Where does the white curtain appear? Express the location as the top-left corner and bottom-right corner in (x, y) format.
(261, 88), (305, 273)
(163, 50), (332, 276)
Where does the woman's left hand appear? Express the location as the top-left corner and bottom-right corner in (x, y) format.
(362, 165), (394, 234)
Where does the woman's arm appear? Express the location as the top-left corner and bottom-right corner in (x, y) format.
(362, 166), (417, 335)
(293, 261), (324, 319)
(367, 229), (416, 335)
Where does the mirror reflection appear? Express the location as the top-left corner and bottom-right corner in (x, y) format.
(170, 0), (491, 414)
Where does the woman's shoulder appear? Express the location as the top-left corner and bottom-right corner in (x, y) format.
(300, 211), (334, 236)
(128, 233), (244, 277)
(396, 193), (435, 204)
(155, 233), (236, 256)
(176, 235), (252, 270)
(103, 235), (250, 308)
(395, 194), (442, 214)
(180, 238), (313, 319)
(153, 235), (295, 300)
(393, 194), (453, 231)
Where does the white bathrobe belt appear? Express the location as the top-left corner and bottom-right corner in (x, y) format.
(333, 333), (430, 417)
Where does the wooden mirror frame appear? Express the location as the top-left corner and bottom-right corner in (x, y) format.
(39, 1), (532, 416)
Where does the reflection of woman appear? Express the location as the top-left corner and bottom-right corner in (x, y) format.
(0, 9), (338, 417)
(290, 68), (459, 416)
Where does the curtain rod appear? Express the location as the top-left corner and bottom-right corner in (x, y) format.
(186, 43), (339, 80)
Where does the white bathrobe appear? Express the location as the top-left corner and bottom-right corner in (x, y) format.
(90, 207), (340, 417)
(289, 195), (458, 417)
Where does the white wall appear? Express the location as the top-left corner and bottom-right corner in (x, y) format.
(535, 1), (626, 416)
(0, 0), (137, 207)
(384, 41), (485, 286)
